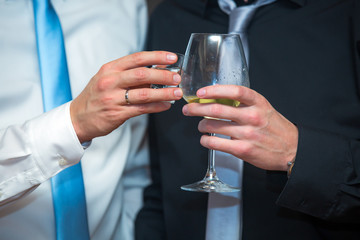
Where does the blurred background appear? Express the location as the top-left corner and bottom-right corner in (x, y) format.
(147, 0), (163, 14)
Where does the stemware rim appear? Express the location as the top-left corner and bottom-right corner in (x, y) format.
(190, 33), (239, 37)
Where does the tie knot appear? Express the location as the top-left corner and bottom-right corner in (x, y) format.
(217, 0), (277, 65)
(229, 5), (257, 33)
(33, 0), (51, 12)
(218, 0), (277, 33)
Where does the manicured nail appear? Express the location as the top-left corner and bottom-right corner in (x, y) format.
(174, 89), (183, 97)
(173, 74), (181, 83)
(182, 105), (189, 115)
(167, 53), (177, 61)
(197, 88), (206, 97)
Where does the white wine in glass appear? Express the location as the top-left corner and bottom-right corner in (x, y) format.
(180, 33), (249, 192)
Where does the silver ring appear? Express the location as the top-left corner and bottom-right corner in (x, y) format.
(125, 89), (130, 105)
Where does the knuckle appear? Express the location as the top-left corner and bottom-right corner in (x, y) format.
(256, 95), (267, 107)
(210, 104), (223, 116)
(242, 127), (254, 139)
(235, 142), (252, 157)
(242, 128), (261, 142)
(154, 51), (165, 61)
(242, 143), (253, 156)
(248, 89), (256, 101)
(164, 89), (173, 100)
(161, 70), (172, 83)
(235, 86), (245, 98)
(136, 104), (148, 114)
(96, 77), (113, 91)
(204, 120), (215, 133)
(137, 89), (151, 102)
(247, 111), (263, 126)
(134, 68), (149, 82)
(99, 62), (112, 72)
(132, 52), (145, 65)
(207, 138), (218, 149)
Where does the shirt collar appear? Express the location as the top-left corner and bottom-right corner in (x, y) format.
(173, 0), (307, 18)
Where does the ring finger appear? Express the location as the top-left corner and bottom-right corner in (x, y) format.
(121, 87), (183, 105)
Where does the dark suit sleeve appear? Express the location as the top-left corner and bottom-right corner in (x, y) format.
(135, 114), (166, 240)
(277, 125), (360, 223)
(135, 181), (166, 240)
(276, 1), (360, 223)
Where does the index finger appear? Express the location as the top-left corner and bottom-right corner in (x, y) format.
(196, 85), (258, 106)
(113, 51), (178, 71)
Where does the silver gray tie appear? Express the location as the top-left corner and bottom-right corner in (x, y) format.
(205, 1), (277, 240)
(218, 0), (277, 64)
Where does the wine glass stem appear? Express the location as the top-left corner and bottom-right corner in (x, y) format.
(205, 133), (218, 179)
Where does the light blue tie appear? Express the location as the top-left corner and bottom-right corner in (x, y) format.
(218, 0), (277, 64)
(33, 0), (90, 239)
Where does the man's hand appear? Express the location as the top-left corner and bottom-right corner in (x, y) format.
(71, 51), (183, 142)
(182, 85), (298, 172)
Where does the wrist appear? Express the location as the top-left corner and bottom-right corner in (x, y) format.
(70, 99), (88, 143)
(286, 124), (298, 177)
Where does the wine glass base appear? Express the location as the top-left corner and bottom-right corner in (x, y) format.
(181, 179), (240, 193)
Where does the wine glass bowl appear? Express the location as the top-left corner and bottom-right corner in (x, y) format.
(181, 34), (249, 101)
(180, 33), (249, 192)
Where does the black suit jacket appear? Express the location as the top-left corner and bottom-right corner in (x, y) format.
(136, 0), (360, 239)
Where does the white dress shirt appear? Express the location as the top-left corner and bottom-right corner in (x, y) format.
(0, 0), (148, 239)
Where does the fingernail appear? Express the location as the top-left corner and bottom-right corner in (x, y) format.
(182, 105), (189, 115)
(162, 102), (171, 108)
(197, 88), (206, 97)
(174, 89), (183, 97)
(167, 53), (177, 61)
(173, 74), (181, 83)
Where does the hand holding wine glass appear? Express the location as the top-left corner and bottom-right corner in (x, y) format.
(179, 33), (249, 192)
(182, 76), (299, 174)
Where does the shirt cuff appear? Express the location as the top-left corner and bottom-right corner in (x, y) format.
(26, 102), (85, 178)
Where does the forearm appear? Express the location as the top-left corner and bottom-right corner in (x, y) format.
(0, 102), (84, 203)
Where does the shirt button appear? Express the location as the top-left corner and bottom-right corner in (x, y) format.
(58, 157), (68, 167)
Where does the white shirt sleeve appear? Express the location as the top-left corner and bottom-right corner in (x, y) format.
(0, 102), (85, 203)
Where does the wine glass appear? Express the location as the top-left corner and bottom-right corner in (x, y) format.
(180, 33), (249, 192)
(151, 53), (184, 104)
